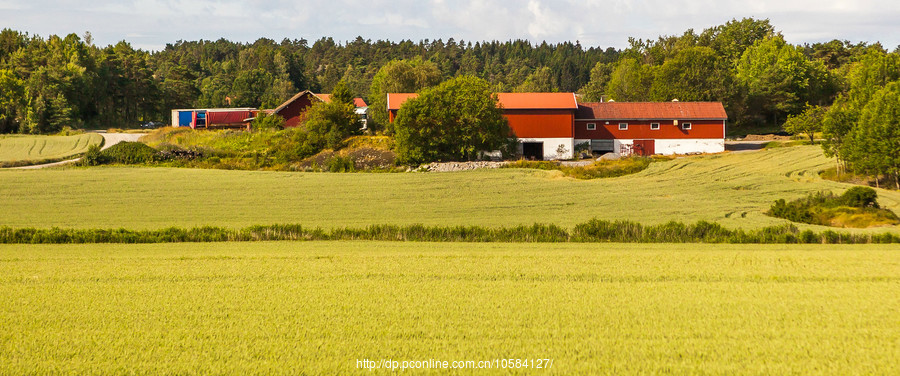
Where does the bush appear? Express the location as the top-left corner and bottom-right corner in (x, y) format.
(78, 144), (103, 166)
(326, 155), (354, 172)
(840, 186), (879, 208)
(766, 188), (898, 228)
(252, 112), (285, 131)
(99, 142), (159, 164)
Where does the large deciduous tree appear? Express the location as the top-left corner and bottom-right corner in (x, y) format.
(734, 36), (829, 127)
(367, 58), (442, 133)
(394, 76), (510, 164)
(847, 82), (900, 188)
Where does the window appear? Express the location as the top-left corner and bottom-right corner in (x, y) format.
(618, 123), (628, 130)
(587, 123), (596, 130)
(650, 123), (660, 130)
(682, 122), (692, 130)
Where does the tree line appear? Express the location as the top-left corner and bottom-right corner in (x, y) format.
(0, 18), (897, 136)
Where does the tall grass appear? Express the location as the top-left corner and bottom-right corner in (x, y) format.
(3, 241), (899, 374)
(1, 219), (897, 244)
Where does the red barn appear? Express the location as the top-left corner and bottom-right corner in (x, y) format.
(271, 90), (321, 128)
(575, 101), (727, 156)
(387, 92), (579, 159)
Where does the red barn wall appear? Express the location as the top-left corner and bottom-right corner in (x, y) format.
(574, 119), (723, 139)
(280, 94), (317, 128)
(505, 109), (574, 138)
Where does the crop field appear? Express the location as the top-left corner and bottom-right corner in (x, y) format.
(0, 133), (103, 164)
(0, 241), (898, 374)
(1, 145), (898, 232)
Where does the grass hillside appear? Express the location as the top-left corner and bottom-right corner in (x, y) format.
(0, 133), (103, 166)
(0, 145), (898, 232)
(1, 241), (898, 374)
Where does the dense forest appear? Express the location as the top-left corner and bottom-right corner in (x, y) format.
(0, 17), (898, 135)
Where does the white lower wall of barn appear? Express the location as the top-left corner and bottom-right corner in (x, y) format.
(653, 139), (725, 154)
(527, 138), (724, 158)
(517, 137), (574, 160)
(586, 138), (724, 155)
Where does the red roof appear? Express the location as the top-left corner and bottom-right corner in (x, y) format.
(387, 92), (578, 111)
(576, 102), (727, 120)
(273, 90), (319, 114)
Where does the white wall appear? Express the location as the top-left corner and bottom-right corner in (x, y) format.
(610, 138), (724, 155)
(517, 137), (574, 160)
(654, 139), (724, 155)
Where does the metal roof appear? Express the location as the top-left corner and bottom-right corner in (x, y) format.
(387, 92), (578, 110)
(576, 102), (728, 120)
(387, 93), (420, 110)
(273, 90), (319, 114)
(496, 93), (579, 109)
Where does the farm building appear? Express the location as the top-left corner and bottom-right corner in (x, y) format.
(170, 108), (257, 129)
(386, 93), (727, 159)
(387, 92), (580, 159)
(574, 101), (727, 157)
(172, 90), (369, 130)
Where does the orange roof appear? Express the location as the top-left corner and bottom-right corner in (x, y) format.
(576, 102), (728, 120)
(387, 92), (578, 111)
(387, 93), (419, 110)
(496, 93), (578, 110)
(315, 94), (367, 108)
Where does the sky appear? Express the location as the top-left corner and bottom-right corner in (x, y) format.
(1, 0), (898, 51)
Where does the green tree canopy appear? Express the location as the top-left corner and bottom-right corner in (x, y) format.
(783, 104), (826, 144)
(848, 81), (900, 188)
(330, 79), (355, 106)
(302, 100), (359, 150)
(394, 75), (510, 164)
(735, 36), (829, 126)
(368, 58), (442, 133)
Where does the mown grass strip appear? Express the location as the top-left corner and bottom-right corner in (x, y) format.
(1, 220), (898, 244)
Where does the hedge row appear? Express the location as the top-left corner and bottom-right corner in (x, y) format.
(1, 220), (899, 244)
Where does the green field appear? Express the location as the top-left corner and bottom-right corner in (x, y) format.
(0, 133), (103, 165)
(0, 241), (897, 374)
(1, 145), (898, 232)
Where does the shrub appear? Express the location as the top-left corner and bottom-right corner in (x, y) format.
(252, 112), (285, 131)
(100, 142), (159, 164)
(766, 188), (899, 228)
(326, 155), (354, 172)
(78, 144), (103, 166)
(840, 186), (879, 208)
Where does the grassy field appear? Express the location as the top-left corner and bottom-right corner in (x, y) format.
(0, 241), (897, 374)
(1, 145), (898, 232)
(0, 133), (103, 165)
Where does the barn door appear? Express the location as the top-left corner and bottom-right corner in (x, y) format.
(633, 140), (655, 156)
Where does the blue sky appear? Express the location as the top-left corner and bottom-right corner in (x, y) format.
(2, 0), (898, 51)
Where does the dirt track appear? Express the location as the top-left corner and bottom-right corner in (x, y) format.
(9, 132), (146, 169)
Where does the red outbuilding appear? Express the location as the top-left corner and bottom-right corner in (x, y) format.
(574, 101), (727, 156)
